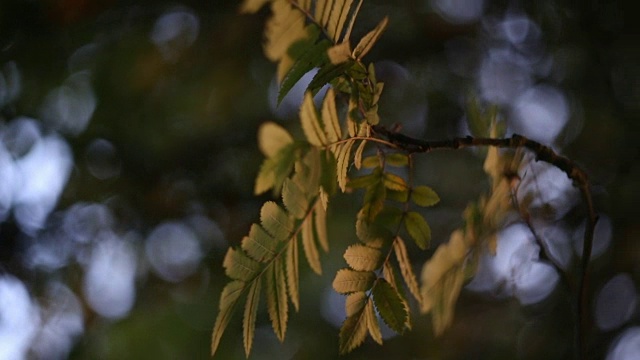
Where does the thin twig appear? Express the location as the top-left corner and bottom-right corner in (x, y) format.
(371, 124), (598, 360)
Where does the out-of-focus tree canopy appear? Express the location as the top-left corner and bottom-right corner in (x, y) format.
(0, 0), (638, 359)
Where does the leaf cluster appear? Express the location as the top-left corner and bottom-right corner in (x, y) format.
(212, 0), (525, 357)
(212, 122), (334, 357)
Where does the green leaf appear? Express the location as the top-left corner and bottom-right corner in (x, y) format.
(404, 211), (431, 250)
(347, 172), (378, 189)
(372, 279), (408, 334)
(343, 244), (381, 271)
(387, 189), (409, 203)
(314, 202), (329, 252)
(301, 218), (322, 274)
(254, 143), (297, 195)
(261, 201), (294, 240)
(278, 27), (330, 104)
(266, 257), (288, 342)
(297, 147), (322, 195)
(321, 88), (342, 143)
(339, 308), (368, 355)
(383, 172), (407, 191)
(286, 237), (300, 311)
(336, 139), (355, 192)
(382, 262), (412, 330)
(308, 60), (354, 93)
(352, 16), (388, 60)
(258, 122), (294, 158)
(345, 291), (367, 316)
(211, 280), (245, 355)
(241, 224), (278, 262)
(332, 269), (375, 294)
(223, 248), (261, 281)
(282, 178), (308, 219)
(385, 153), (409, 167)
(374, 206), (403, 228)
(300, 91), (328, 146)
(243, 277), (262, 357)
(393, 237), (422, 304)
(411, 185), (440, 207)
(320, 149), (338, 197)
(355, 208), (392, 248)
(365, 298), (383, 345)
(361, 155), (380, 168)
(361, 178), (386, 223)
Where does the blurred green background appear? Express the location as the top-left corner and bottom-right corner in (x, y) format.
(0, 0), (638, 359)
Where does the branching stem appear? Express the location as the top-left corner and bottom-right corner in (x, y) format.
(371, 124), (598, 360)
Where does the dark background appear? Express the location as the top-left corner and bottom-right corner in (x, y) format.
(0, 0), (638, 359)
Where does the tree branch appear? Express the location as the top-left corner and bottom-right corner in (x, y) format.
(372, 124), (598, 360)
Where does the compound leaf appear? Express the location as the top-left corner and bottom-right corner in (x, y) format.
(411, 185), (440, 207)
(301, 217), (322, 274)
(286, 238), (300, 311)
(258, 122), (294, 158)
(354, 140), (367, 170)
(336, 139), (355, 192)
(338, 307), (368, 354)
(372, 279), (408, 334)
(327, 0), (354, 42)
(321, 88), (342, 143)
(345, 291), (367, 316)
(332, 269), (375, 294)
(352, 16), (388, 60)
(261, 201), (294, 240)
(301, 91), (328, 146)
(211, 280), (245, 355)
(266, 257), (288, 342)
(254, 143), (297, 195)
(278, 27), (330, 104)
(393, 237), (422, 304)
(265, 1), (307, 80)
(243, 277), (262, 357)
(365, 298), (383, 345)
(241, 224), (278, 262)
(239, 0), (270, 13)
(223, 248), (261, 282)
(282, 178), (308, 219)
(314, 201), (329, 252)
(404, 211), (431, 250)
(383, 172), (407, 191)
(343, 244), (381, 271)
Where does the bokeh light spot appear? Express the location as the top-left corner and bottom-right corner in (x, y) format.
(85, 138), (122, 180)
(145, 221), (203, 282)
(595, 273), (637, 331)
(83, 235), (137, 319)
(607, 327), (640, 360)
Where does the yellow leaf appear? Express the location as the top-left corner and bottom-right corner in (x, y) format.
(258, 122), (294, 158)
(328, 41), (352, 64)
(301, 92), (328, 146)
(321, 88), (342, 143)
(239, 0), (270, 14)
(352, 17), (388, 60)
(243, 277), (262, 357)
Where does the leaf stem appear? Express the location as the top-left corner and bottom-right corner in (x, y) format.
(371, 124), (598, 360)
